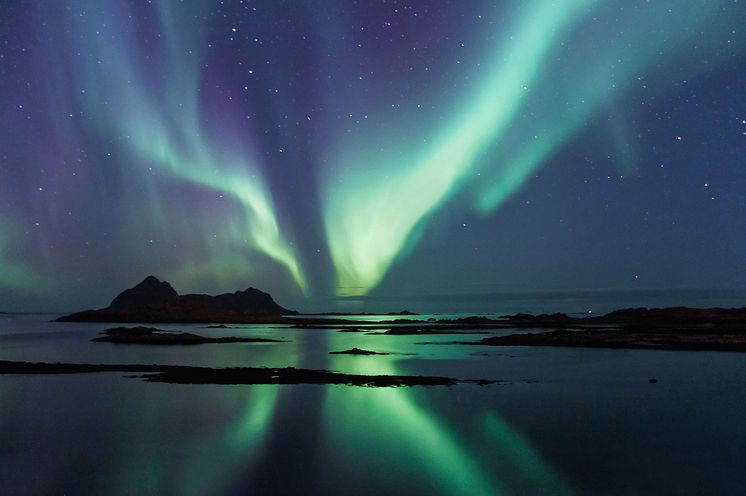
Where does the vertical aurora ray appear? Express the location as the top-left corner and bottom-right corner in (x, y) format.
(322, 0), (744, 297)
(1, 0), (742, 308)
(67, 0), (307, 293)
(475, 0), (744, 214)
(323, 0), (595, 296)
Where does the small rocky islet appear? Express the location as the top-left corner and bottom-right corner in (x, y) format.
(92, 326), (283, 345)
(0, 360), (493, 387)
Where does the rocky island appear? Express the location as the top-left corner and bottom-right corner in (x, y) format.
(497, 307), (746, 329)
(54, 276), (746, 353)
(453, 307), (746, 352)
(92, 326), (284, 345)
(472, 329), (746, 352)
(0, 360), (493, 386)
(330, 348), (390, 355)
(57, 276), (296, 323)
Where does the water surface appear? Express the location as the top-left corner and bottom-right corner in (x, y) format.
(1, 313), (745, 495)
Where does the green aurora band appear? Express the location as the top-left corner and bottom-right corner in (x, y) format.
(322, 0), (742, 297)
(1, 0), (741, 301)
(323, 0), (595, 296)
(0, 217), (48, 291)
(474, 1), (738, 214)
(72, 1), (308, 293)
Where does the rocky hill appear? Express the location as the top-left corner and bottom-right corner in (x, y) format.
(57, 276), (296, 323)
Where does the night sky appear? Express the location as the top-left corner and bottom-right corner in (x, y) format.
(1, 0), (744, 312)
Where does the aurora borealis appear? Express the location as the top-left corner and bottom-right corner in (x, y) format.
(1, 0), (745, 311)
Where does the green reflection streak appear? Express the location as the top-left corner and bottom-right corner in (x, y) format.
(482, 412), (572, 495)
(227, 334), (302, 448)
(173, 386), (281, 496)
(324, 330), (574, 494)
(104, 335), (292, 496)
(323, 0), (594, 295)
(229, 385), (280, 446)
(72, 1), (307, 293)
(174, 346), (291, 496)
(325, 348), (498, 495)
(174, 339), (297, 496)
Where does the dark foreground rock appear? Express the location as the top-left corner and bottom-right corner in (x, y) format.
(375, 328), (491, 335)
(330, 348), (390, 355)
(473, 329), (746, 352)
(57, 276), (296, 323)
(92, 326), (283, 345)
(498, 307), (746, 329)
(0, 360), (494, 386)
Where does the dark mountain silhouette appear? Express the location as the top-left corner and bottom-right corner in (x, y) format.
(57, 276), (296, 323)
(109, 276), (179, 309)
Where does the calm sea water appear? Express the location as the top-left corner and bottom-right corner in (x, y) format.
(1, 313), (746, 495)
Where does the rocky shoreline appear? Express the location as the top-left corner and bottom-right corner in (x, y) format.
(92, 326), (283, 345)
(468, 329), (746, 352)
(49, 276), (746, 353)
(0, 360), (494, 386)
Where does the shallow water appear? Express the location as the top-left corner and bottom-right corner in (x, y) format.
(1, 313), (746, 495)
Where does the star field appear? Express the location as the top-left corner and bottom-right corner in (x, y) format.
(0, 0), (744, 311)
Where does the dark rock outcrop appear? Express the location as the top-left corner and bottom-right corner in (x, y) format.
(497, 307), (746, 329)
(57, 276), (296, 323)
(598, 306), (746, 326)
(474, 328), (746, 352)
(0, 360), (495, 386)
(330, 348), (390, 355)
(92, 326), (284, 345)
(109, 276), (179, 309)
(499, 312), (576, 326)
